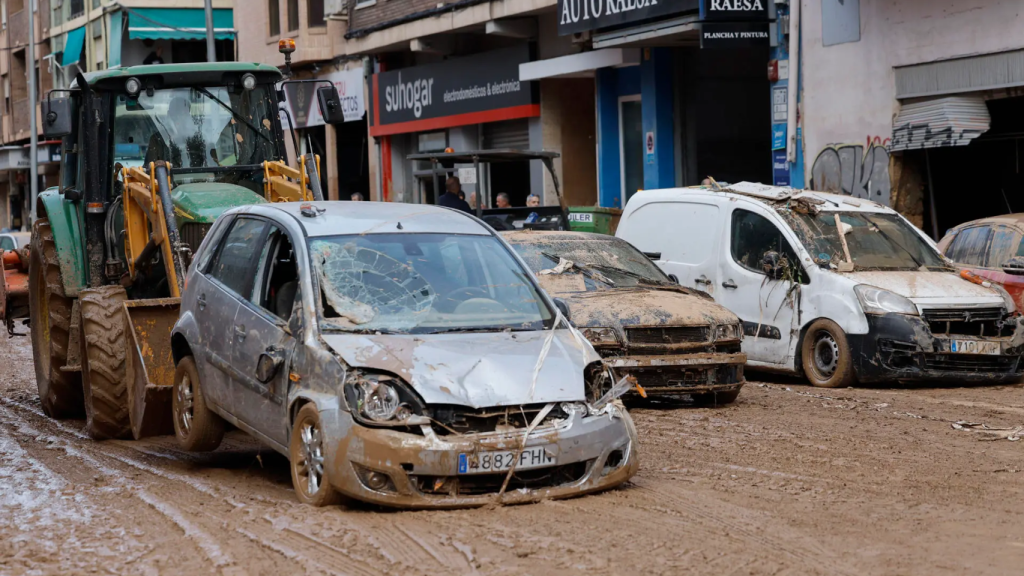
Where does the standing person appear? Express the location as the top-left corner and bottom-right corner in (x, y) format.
(438, 176), (472, 213)
(495, 193), (511, 209)
(526, 194), (541, 207)
(143, 46), (165, 65)
(469, 191), (486, 210)
(350, 192), (364, 201)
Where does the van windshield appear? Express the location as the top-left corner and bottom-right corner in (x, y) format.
(786, 211), (946, 270)
(310, 233), (553, 334)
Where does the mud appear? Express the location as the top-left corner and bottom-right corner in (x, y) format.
(3, 334), (1024, 574)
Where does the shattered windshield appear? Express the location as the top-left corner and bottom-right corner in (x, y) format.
(112, 85), (280, 185)
(786, 211), (945, 270)
(311, 233), (553, 334)
(508, 235), (672, 291)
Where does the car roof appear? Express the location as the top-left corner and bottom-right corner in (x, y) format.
(629, 182), (895, 215)
(245, 201), (494, 237)
(947, 214), (1024, 232)
(500, 230), (620, 243)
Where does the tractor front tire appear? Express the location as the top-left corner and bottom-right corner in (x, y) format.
(80, 286), (132, 440)
(28, 219), (83, 419)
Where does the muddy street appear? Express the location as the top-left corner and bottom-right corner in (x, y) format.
(2, 334), (1024, 575)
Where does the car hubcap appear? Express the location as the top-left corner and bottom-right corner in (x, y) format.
(298, 422), (325, 495)
(176, 374), (194, 435)
(813, 332), (840, 378)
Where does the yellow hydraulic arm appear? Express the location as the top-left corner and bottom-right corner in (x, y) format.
(121, 161), (186, 297)
(262, 154), (322, 203)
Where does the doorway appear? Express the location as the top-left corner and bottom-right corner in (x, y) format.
(619, 95), (643, 206)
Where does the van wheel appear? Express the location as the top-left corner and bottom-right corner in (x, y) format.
(801, 319), (855, 388)
(173, 356), (225, 452)
(289, 404), (343, 507)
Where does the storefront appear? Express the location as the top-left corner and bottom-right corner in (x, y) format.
(369, 45), (541, 207)
(282, 65), (369, 201)
(539, 0), (780, 208)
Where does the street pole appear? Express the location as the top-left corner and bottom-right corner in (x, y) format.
(204, 0), (216, 63)
(28, 0), (37, 226)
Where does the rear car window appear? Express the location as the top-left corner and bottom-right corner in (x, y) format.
(988, 226), (1020, 268)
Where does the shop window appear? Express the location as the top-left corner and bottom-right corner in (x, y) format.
(287, 0), (298, 32)
(307, 0), (324, 28)
(268, 0), (280, 36)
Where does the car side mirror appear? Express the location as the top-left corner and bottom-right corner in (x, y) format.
(42, 96), (73, 138)
(553, 297), (571, 321)
(256, 347), (286, 383)
(316, 85), (345, 124)
(667, 273), (679, 284)
(761, 250), (785, 280)
(1002, 256), (1024, 276)
(642, 251), (662, 260)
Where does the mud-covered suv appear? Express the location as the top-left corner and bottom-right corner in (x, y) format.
(503, 230), (746, 404)
(170, 201), (638, 508)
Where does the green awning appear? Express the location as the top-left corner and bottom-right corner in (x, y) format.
(127, 8), (234, 41)
(62, 26), (85, 67)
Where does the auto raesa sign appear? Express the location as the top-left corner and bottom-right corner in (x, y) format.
(557, 0), (698, 35)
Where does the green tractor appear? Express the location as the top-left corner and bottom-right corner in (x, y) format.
(14, 60), (341, 439)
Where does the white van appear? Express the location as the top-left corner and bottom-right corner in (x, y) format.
(617, 182), (1024, 387)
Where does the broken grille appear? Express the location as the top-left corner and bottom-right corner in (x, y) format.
(626, 326), (709, 345)
(923, 307), (1008, 337)
(427, 403), (562, 436)
(412, 461), (590, 496)
(923, 353), (1020, 373)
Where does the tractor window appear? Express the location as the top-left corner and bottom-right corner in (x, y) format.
(207, 217), (269, 299)
(112, 85), (280, 176)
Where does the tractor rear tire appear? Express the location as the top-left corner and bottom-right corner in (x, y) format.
(28, 219), (83, 419)
(80, 285), (132, 440)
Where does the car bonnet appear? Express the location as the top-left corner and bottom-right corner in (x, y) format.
(321, 330), (599, 408)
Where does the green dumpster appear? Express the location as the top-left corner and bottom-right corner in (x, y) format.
(567, 206), (622, 235)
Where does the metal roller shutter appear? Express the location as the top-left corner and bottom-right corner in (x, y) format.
(483, 119), (530, 150)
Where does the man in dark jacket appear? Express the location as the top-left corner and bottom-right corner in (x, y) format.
(437, 176), (472, 213)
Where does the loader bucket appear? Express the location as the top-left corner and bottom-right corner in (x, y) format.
(123, 297), (180, 439)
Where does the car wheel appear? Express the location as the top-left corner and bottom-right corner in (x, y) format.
(801, 319), (856, 388)
(173, 356), (225, 452)
(289, 404), (343, 507)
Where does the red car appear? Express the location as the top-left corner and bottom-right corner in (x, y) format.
(938, 215), (1024, 311)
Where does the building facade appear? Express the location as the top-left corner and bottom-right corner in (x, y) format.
(0, 0), (237, 231)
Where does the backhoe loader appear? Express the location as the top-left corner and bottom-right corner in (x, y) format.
(1, 52), (344, 439)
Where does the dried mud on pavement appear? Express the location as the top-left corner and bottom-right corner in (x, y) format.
(3, 336), (1024, 575)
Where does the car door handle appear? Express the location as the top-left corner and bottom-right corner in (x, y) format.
(234, 325), (246, 341)
(695, 275), (712, 286)
(197, 293), (206, 310)
(722, 280), (738, 289)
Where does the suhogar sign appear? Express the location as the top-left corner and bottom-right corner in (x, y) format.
(370, 45), (538, 137)
(557, 0), (698, 36)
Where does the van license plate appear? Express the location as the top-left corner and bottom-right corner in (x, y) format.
(951, 340), (1001, 355)
(458, 446), (554, 475)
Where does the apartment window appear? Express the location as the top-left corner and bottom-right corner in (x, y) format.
(286, 0), (298, 31)
(51, 0), (62, 26)
(69, 0), (83, 18)
(307, 0), (324, 27)
(91, 0), (99, 8)
(355, 0), (376, 8)
(268, 0), (280, 36)
(2, 76), (8, 115)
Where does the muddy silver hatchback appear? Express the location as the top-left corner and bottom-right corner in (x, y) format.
(170, 201), (638, 508)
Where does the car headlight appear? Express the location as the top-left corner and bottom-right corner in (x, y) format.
(854, 285), (919, 316)
(715, 323), (742, 340)
(581, 326), (619, 347)
(343, 371), (423, 423)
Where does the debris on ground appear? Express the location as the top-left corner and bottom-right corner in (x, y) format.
(952, 421), (1024, 441)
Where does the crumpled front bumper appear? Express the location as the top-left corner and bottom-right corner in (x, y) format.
(320, 404), (638, 509)
(605, 352), (747, 395)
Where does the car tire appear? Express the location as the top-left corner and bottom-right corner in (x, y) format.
(289, 404), (343, 507)
(801, 319), (856, 388)
(173, 356), (225, 452)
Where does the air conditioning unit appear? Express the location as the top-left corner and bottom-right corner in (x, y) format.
(571, 31), (591, 44)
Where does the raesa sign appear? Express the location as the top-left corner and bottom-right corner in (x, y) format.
(556, 0), (698, 36)
(699, 0), (768, 21)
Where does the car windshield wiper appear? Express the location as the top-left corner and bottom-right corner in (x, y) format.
(427, 326), (534, 334)
(540, 252), (615, 286)
(583, 263), (673, 286)
(864, 220), (923, 269)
